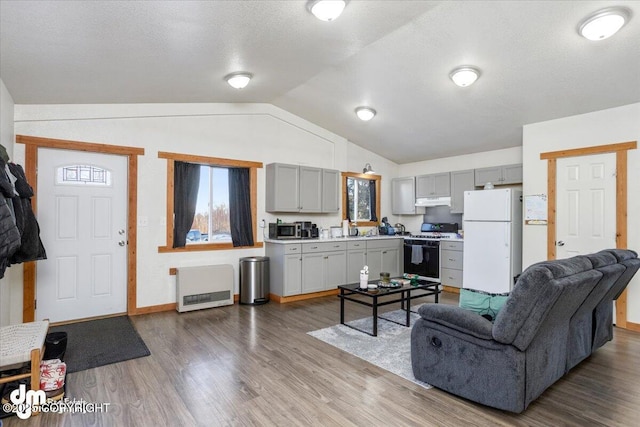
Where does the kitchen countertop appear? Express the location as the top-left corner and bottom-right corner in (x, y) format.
(264, 235), (404, 244)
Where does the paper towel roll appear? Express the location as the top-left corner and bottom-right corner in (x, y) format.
(342, 219), (349, 236)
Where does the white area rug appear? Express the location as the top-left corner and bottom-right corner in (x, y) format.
(308, 309), (431, 390)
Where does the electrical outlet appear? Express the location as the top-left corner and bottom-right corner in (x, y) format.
(260, 219), (266, 228)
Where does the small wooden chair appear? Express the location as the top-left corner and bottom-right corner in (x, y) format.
(0, 320), (50, 394)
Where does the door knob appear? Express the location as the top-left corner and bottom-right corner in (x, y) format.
(119, 229), (125, 235)
(557, 241), (565, 247)
(118, 241), (126, 247)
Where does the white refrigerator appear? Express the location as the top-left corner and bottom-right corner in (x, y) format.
(462, 188), (523, 293)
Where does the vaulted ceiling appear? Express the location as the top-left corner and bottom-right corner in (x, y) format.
(1, 1), (639, 164)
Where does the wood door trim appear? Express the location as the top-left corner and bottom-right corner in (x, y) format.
(18, 135), (144, 322)
(541, 140), (636, 329)
(540, 141), (636, 160)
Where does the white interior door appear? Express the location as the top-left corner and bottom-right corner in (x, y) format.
(556, 154), (616, 259)
(36, 148), (128, 322)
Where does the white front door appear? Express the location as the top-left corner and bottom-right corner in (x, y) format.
(36, 148), (128, 322)
(556, 153), (616, 259)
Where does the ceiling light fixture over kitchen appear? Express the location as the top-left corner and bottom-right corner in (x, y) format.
(449, 66), (480, 87)
(225, 72), (252, 89)
(578, 7), (631, 41)
(355, 106), (376, 121)
(307, 0), (346, 22)
(363, 163), (376, 174)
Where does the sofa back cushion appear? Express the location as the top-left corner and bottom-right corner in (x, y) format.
(492, 255), (595, 351)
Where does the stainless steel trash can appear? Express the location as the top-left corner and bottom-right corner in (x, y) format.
(239, 256), (270, 305)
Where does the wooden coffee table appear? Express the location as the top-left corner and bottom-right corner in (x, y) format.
(337, 279), (440, 337)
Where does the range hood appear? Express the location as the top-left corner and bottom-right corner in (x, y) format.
(415, 196), (451, 207)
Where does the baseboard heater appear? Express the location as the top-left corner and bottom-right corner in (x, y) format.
(176, 264), (234, 312)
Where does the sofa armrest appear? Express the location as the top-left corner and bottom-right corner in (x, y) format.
(417, 304), (494, 340)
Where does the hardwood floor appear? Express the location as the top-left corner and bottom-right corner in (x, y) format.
(4, 292), (640, 426)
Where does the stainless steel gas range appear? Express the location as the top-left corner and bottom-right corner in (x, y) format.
(403, 222), (459, 282)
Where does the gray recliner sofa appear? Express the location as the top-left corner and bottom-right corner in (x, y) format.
(411, 249), (640, 413)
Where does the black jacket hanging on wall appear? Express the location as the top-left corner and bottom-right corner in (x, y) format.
(7, 162), (47, 264)
(0, 160), (21, 278)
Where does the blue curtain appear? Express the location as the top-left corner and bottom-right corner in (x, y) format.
(228, 168), (254, 247)
(173, 161), (200, 248)
(369, 180), (378, 222)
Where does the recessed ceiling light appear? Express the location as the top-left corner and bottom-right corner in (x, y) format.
(355, 106), (376, 121)
(449, 66), (480, 87)
(307, 0), (346, 22)
(225, 72), (252, 89)
(578, 7), (631, 41)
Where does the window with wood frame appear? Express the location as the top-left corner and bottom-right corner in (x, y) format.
(158, 152), (263, 252)
(341, 172), (381, 226)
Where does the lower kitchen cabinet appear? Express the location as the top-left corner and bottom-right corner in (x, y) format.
(440, 240), (463, 288)
(267, 238), (403, 298)
(366, 239), (402, 280)
(283, 253), (302, 295)
(266, 243), (303, 296)
(301, 241), (346, 293)
(301, 253), (325, 293)
(346, 241), (367, 283)
(301, 250), (347, 292)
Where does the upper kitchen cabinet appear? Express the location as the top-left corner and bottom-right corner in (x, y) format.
(416, 172), (450, 198)
(266, 163), (339, 213)
(474, 164), (522, 187)
(391, 177), (417, 215)
(450, 169), (475, 214)
(299, 166), (322, 212)
(321, 169), (340, 213)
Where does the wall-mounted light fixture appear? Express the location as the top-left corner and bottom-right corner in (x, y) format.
(363, 163), (376, 174)
(225, 72), (253, 89)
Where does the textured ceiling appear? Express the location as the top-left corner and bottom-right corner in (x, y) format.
(1, 1), (639, 164)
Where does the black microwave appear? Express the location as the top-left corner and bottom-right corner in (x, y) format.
(269, 223), (301, 239)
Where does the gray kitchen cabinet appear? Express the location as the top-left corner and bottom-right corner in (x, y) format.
(325, 251), (347, 290)
(301, 253), (325, 293)
(440, 240), (463, 288)
(321, 168), (340, 213)
(266, 237), (402, 298)
(266, 163), (338, 213)
(416, 172), (451, 198)
(502, 164), (523, 184)
(366, 239), (402, 279)
(283, 253), (302, 295)
(265, 243), (302, 296)
(266, 163), (300, 212)
(450, 169), (475, 214)
(381, 247), (400, 276)
(346, 241), (367, 283)
(299, 166), (322, 212)
(474, 164), (522, 187)
(301, 241), (346, 293)
(391, 177), (417, 215)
